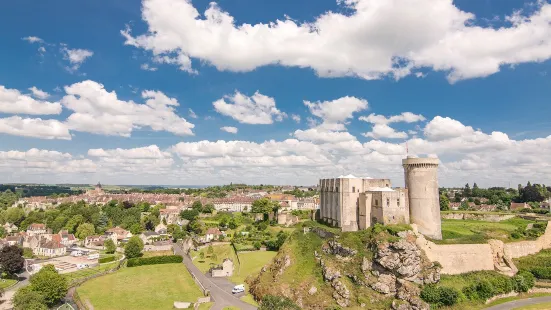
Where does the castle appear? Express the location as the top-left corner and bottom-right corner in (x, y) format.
(319, 156), (442, 240)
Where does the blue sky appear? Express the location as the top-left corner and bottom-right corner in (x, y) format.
(0, 0), (550, 186)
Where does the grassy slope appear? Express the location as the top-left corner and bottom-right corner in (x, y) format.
(437, 217), (536, 244)
(63, 261), (120, 285)
(230, 251), (277, 285)
(77, 264), (203, 310)
(191, 244), (239, 274)
(142, 250), (174, 258)
(0, 279), (17, 289)
(514, 249), (551, 270)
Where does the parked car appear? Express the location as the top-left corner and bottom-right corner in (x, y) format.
(77, 264), (89, 270)
(232, 284), (245, 294)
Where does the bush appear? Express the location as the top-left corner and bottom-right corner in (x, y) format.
(99, 256), (116, 264)
(259, 295), (301, 310)
(420, 285), (460, 306)
(529, 267), (551, 279)
(127, 255), (183, 267)
(513, 271), (535, 292)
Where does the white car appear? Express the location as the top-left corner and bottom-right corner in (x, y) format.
(232, 284), (245, 294)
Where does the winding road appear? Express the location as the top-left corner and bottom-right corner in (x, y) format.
(485, 296), (551, 310)
(174, 244), (257, 310)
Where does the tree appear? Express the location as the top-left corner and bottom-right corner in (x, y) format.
(129, 223), (142, 235)
(180, 209), (199, 221)
(104, 239), (116, 254)
(64, 214), (84, 233)
(474, 198), (481, 206)
(229, 218), (238, 230)
(192, 201), (203, 211)
(259, 295), (301, 310)
(75, 223), (95, 239)
(187, 220), (203, 234)
(472, 182), (482, 197)
(199, 252), (205, 260)
(207, 245), (214, 255)
(0, 245), (24, 275)
(29, 265), (68, 306)
(0, 226), (5, 238)
(439, 194), (450, 211)
(459, 201), (469, 211)
(463, 183), (471, 197)
(124, 236), (144, 259)
(252, 198), (275, 214)
(202, 203), (215, 214)
(5, 207), (25, 226)
(12, 286), (47, 310)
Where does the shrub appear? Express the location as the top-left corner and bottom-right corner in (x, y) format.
(476, 280), (495, 300)
(259, 295), (301, 310)
(513, 271), (535, 292)
(421, 285), (460, 306)
(529, 267), (551, 279)
(127, 255), (183, 267)
(99, 256), (116, 264)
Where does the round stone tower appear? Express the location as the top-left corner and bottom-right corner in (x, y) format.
(402, 156), (442, 240)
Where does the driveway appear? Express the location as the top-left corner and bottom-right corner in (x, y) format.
(175, 244), (257, 310)
(0, 270), (31, 310)
(485, 296), (551, 310)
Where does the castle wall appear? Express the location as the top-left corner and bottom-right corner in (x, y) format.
(358, 193), (372, 230)
(504, 223), (551, 258)
(380, 190), (409, 225)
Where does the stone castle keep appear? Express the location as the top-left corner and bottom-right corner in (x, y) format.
(320, 156), (442, 240)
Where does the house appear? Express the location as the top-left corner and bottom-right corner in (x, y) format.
(105, 227), (132, 244)
(85, 235), (106, 249)
(144, 240), (172, 252)
(6, 235), (23, 246)
(56, 230), (78, 247)
(34, 238), (66, 257)
(205, 228), (223, 243)
(3, 223), (18, 234)
(140, 231), (160, 245)
(159, 208), (181, 225)
(27, 223), (47, 236)
(510, 202), (529, 210)
(155, 223), (168, 235)
(211, 258), (234, 277)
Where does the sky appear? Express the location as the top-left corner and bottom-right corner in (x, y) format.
(1, 0), (551, 187)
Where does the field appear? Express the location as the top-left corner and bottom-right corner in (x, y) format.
(191, 244), (238, 274)
(77, 264), (203, 310)
(63, 261), (120, 286)
(0, 278), (17, 289)
(230, 251), (277, 285)
(437, 217), (537, 244)
(142, 250), (174, 258)
(516, 302), (551, 309)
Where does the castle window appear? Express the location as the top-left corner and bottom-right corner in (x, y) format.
(352, 186), (355, 193)
(397, 199), (400, 207)
(387, 198), (390, 207)
(336, 187), (339, 192)
(375, 199), (378, 206)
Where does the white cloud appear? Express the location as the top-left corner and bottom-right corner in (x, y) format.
(140, 63), (158, 71)
(294, 128), (357, 144)
(213, 91), (286, 124)
(291, 114), (301, 123)
(188, 108), (198, 119)
(305, 96), (368, 125)
(0, 85), (61, 115)
(0, 116), (71, 140)
(152, 54), (196, 74)
(22, 36), (43, 43)
(360, 112), (425, 139)
(423, 116), (474, 141)
(121, 0), (551, 82)
(88, 145), (171, 159)
(221, 126), (238, 134)
(62, 48), (93, 72)
(61, 80), (194, 137)
(28, 87), (50, 99)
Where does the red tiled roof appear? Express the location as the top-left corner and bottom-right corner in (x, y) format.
(206, 228), (222, 235)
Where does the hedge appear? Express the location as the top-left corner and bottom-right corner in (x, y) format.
(529, 267), (551, 279)
(421, 285), (460, 306)
(99, 256), (116, 264)
(127, 255), (183, 267)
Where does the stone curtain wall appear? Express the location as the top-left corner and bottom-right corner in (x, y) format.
(415, 221), (551, 275)
(441, 213), (516, 222)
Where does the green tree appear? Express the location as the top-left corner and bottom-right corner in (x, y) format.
(202, 203), (215, 214)
(192, 201), (203, 211)
(5, 207), (25, 226)
(459, 201), (469, 211)
(64, 214), (84, 233)
(463, 183), (472, 197)
(474, 198), (481, 206)
(440, 194), (450, 211)
(259, 295), (301, 310)
(29, 265), (68, 306)
(207, 245), (214, 255)
(229, 218), (238, 229)
(0, 226), (5, 238)
(124, 236), (144, 259)
(252, 198), (275, 214)
(104, 239), (116, 254)
(199, 252), (205, 260)
(129, 223), (142, 235)
(12, 286), (47, 310)
(75, 223), (95, 239)
(180, 209), (199, 221)
(0, 245), (25, 275)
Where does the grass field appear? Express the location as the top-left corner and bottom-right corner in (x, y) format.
(191, 244), (238, 274)
(77, 264), (203, 310)
(515, 302), (551, 309)
(229, 251), (277, 285)
(63, 261), (120, 285)
(437, 217), (536, 244)
(142, 250), (174, 258)
(197, 302), (213, 310)
(0, 278), (17, 289)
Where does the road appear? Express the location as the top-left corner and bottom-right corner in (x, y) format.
(0, 270), (30, 310)
(174, 244), (257, 310)
(485, 296), (551, 310)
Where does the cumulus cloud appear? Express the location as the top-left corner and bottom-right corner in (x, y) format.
(291, 114), (301, 123)
(140, 63), (158, 71)
(22, 36), (43, 43)
(62, 47), (93, 72)
(0, 85), (61, 115)
(220, 126), (238, 134)
(61, 80), (194, 137)
(360, 112), (425, 139)
(0, 116), (71, 140)
(213, 91), (286, 124)
(121, 0), (551, 82)
(188, 108), (198, 119)
(423, 116), (474, 141)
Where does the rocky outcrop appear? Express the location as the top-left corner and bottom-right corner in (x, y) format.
(370, 273), (397, 294)
(323, 240), (357, 257)
(332, 279), (350, 307)
(311, 227), (336, 239)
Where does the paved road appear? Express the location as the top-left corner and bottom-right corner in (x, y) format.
(0, 270), (31, 310)
(175, 245), (257, 310)
(485, 296), (551, 310)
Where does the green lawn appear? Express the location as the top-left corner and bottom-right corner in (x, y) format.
(77, 264), (203, 310)
(63, 261), (120, 286)
(191, 244), (238, 274)
(0, 278), (17, 289)
(229, 251), (277, 285)
(197, 302), (213, 310)
(142, 250), (174, 258)
(437, 217), (536, 244)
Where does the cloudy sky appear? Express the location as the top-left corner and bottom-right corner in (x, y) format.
(1, 0), (551, 187)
